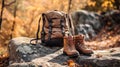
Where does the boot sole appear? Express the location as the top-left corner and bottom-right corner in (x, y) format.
(78, 50), (93, 56)
(63, 52), (79, 58)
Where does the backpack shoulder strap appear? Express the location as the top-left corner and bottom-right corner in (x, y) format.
(41, 13), (47, 43)
(67, 14), (75, 35)
(65, 14), (75, 36)
(30, 14), (42, 44)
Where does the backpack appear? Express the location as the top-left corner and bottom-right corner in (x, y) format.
(30, 10), (74, 46)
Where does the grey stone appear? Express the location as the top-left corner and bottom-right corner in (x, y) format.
(9, 37), (120, 67)
(71, 10), (101, 40)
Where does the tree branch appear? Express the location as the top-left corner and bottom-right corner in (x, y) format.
(4, 0), (16, 6)
(68, 0), (72, 13)
(0, 0), (5, 30)
(11, 0), (17, 39)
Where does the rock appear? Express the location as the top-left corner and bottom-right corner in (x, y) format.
(71, 10), (101, 40)
(9, 37), (120, 67)
(8, 62), (42, 67)
(75, 24), (96, 40)
(9, 37), (69, 67)
(75, 48), (120, 67)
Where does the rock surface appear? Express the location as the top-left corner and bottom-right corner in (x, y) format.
(8, 37), (120, 67)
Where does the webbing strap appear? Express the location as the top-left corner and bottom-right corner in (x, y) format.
(41, 14), (46, 43)
(36, 16), (41, 43)
(48, 19), (52, 40)
(60, 18), (65, 36)
(67, 14), (75, 35)
(69, 15), (74, 35)
(65, 14), (75, 36)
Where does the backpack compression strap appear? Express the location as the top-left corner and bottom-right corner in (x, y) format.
(60, 17), (65, 36)
(47, 15), (52, 40)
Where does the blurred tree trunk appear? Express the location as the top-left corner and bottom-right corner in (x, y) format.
(0, 0), (5, 30)
(11, 0), (17, 39)
(68, 0), (72, 13)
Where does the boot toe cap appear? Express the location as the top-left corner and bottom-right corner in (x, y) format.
(82, 50), (94, 56)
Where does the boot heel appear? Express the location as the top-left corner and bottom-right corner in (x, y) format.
(63, 51), (79, 58)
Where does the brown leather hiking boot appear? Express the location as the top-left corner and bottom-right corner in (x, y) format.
(63, 36), (79, 57)
(74, 35), (93, 56)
